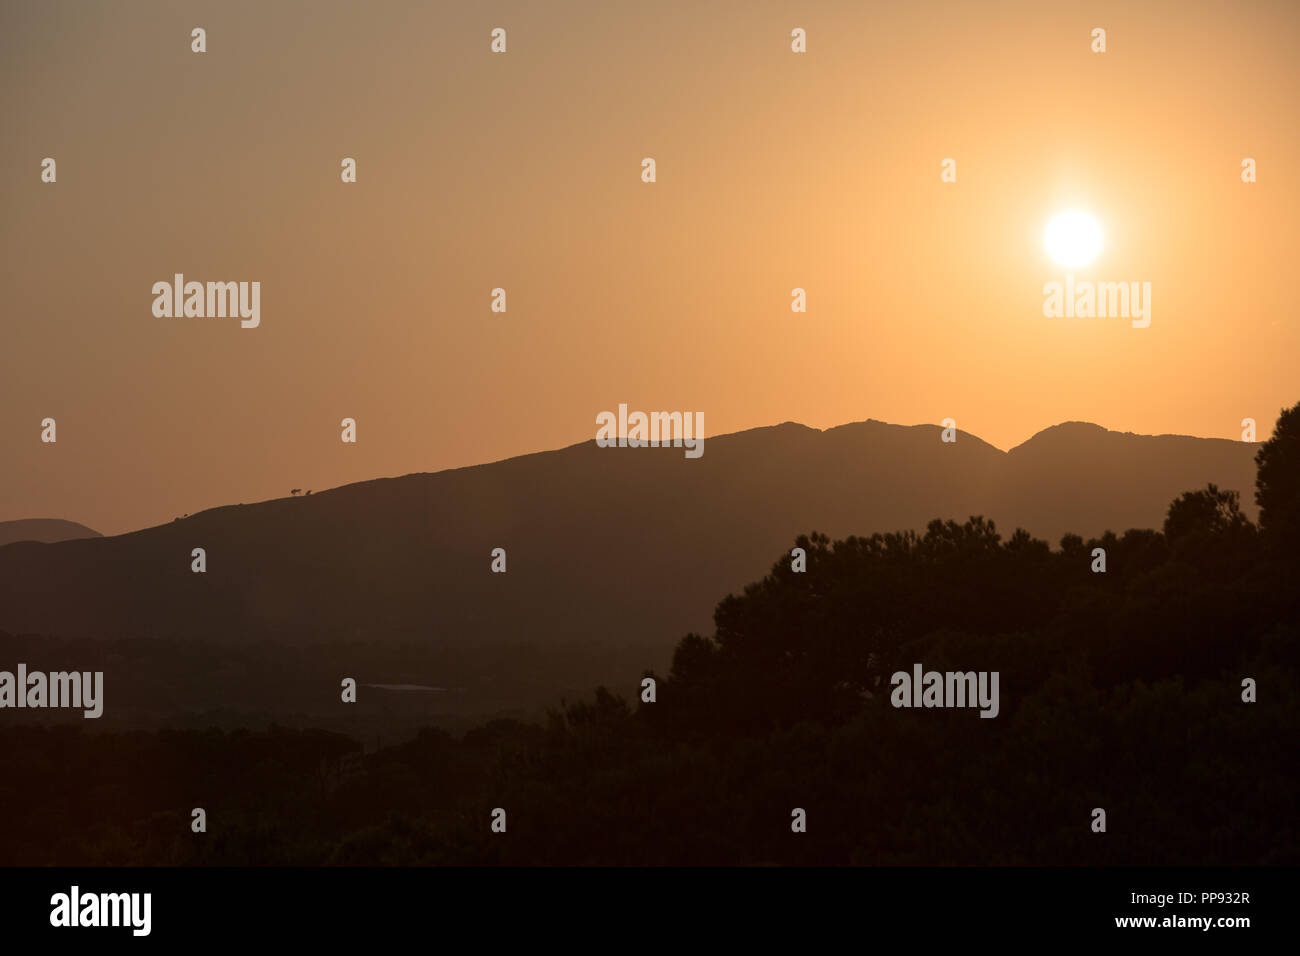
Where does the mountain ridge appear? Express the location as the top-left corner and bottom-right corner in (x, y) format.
(0, 418), (1258, 655)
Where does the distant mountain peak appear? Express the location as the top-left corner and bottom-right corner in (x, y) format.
(1009, 420), (1250, 455)
(0, 518), (101, 547)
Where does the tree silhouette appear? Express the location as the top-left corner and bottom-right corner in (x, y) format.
(1255, 400), (1300, 553)
(1163, 483), (1252, 542)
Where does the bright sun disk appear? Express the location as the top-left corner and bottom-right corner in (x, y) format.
(1044, 211), (1103, 268)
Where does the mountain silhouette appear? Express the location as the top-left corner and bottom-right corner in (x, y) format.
(0, 419), (1256, 655)
(0, 518), (100, 547)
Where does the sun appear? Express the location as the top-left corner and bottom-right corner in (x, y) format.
(1044, 210), (1103, 268)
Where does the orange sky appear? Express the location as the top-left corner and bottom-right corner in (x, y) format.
(3, 0), (1298, 535)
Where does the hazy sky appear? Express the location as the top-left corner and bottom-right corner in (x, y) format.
(3, 0), (1297, 535)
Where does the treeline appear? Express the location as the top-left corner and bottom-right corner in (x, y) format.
(1, 405), (1298, 865)
(0, 631), (653, 738)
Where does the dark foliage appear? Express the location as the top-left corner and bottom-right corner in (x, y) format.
(2, 410), (1298, 865)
